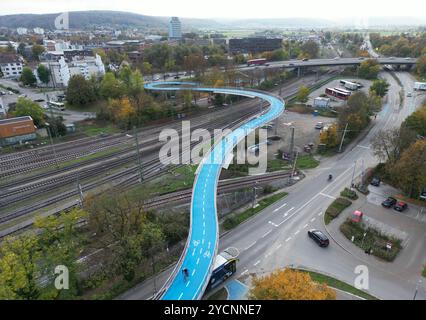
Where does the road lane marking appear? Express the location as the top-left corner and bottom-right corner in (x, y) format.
(319, 193), (336, 199)
(294, 230), (300, 235)
(303, 224), (309, 229)
(273, 203), (287, 212)
(285, 237), (292, 242)
(276, 244), (282, 249)
(254, 260), (261, 266)
(244, 241), (257, 251)
(241, 269), (249, 276)
(283, 207), (295, 217)
(186, 281), (191, 287)
(357, 144), (370, 149)
(196, 258), (200, 265)
(268, 221), (279, 227)
(192, 269), (196, 276)
(310, 217), (316, 222)
(262, 230), (272, 238)
(318, 212), (323, 216)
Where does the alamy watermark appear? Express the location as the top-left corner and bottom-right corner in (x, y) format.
(54, 12), (69, 30)
(158, 121), (269, 175)
(54, 265), (69, 290)
(354, 265), (369, 290)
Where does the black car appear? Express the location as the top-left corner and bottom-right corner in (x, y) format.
(370, 177), (381, 187)
(394, 201), (408, 212)
(381, 197), (397, 208)
(308, 229), (329, 247)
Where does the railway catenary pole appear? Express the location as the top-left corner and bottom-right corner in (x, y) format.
(133, 126), (143, 182)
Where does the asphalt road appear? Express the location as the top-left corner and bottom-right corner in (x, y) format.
(218, 71), (426, 300)
(120, 71), (426, 300)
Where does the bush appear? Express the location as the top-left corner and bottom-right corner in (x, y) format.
(324, 197), (352, 224)
(340, 188), (358, 200)
(340, 219), (402, 262)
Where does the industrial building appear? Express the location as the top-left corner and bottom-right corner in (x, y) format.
(0, 116), (37, 146)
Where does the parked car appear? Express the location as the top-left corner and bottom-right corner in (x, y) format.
(381, 197), (397, 208)
(308, 229), (329, 247)
(315, 122), (324, 129)
(407, 92), (412, 97)
(394, 201), (408, 212)
(261, 124), (273, 130)
(420, 188), (426, 201)
(174, 75), (180, 79)
(0, 91), (6, 95)
(358, 57), (365, 60)
(302, 58), (309, 61)
(370, 177), (381, 187)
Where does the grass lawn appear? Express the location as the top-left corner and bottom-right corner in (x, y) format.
(423, 266), (426, 278)
(139, 165), (197, 196)
(297, 269), (378, 300)
(340, 218), (402, 262)
(324, 197), (352, 225)
(75, 121), (121, 137)
(223, 192), (288, 231)
(296, 155), (320, 169)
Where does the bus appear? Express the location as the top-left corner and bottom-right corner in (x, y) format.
(325, 87), (351, 100)
(206, 251), (237, 292)
(339, 80), (359, 91)
(247, 58), (268, 67)
(48, 101), (65, 111)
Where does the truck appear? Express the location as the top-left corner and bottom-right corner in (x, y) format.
(339, 80), (359, 91)
(205, 251), (237, 292)
(414, 82), (426, 91)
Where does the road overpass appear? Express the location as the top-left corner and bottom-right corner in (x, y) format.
(240, 57), (417, 71)
(144, 81), (284, 300)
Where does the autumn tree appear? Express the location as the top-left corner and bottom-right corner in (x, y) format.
(85, 190), (164, 282)
(296, 85), (310, 103)
(320, 124), (340, 149)
(390, 140), (426, 198)
(371, 127), (417, 164)
(31, 44), (45, 61)
(416, 54), (426, 77)
(403, 104), (426, 137)
(300, 40), (319, 59)
(250, 268), (336, 300)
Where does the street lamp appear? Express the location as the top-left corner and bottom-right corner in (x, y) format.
(45, 122), (59, 168)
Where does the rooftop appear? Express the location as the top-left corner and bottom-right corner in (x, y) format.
(0, 53), (22, 64)
(0, 116), (33, 125)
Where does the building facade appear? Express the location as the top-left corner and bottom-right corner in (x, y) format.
(229, 38), (283, 54)
(0, 116), (37, 146)
(0, 54), (24, 79)
(169, 17), (182, 40)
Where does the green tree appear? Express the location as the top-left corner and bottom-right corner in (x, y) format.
(127, 70), (144, 98)
(296, 85), (310, 103)
(31, 44), (45, 61)
(370, 79), (390, 98)
(358, 59), (380, 79)
(0, 234), (41, 300)
(12, 97), (45, 126)
(20, 66), (36, 86)
(66, 75), (96, 106)
(100, 72), (124, 99)
(403, 104), (426, 137)
(391, 140), (426, 198)
(36, 64), (50, 86)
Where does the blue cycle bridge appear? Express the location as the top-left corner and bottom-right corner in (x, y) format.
(144, 82), (285, 300)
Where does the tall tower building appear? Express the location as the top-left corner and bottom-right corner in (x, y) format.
(169, 17), (182, 40)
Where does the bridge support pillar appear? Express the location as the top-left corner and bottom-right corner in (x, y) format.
(297, 67), (301, 78)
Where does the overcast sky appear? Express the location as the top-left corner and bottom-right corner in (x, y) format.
(1, 0), (426, 20)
